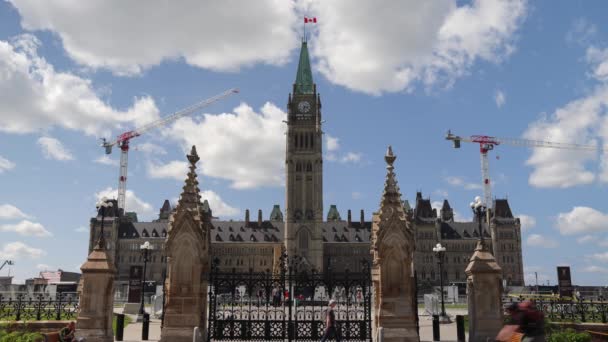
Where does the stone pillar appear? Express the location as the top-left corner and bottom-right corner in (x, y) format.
(160, 146), (211, 342)
(370, 146), (419, 342)
(465, 241), (503, 342)
(76, 240), (115, 342)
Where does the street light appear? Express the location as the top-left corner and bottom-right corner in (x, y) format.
(139, 241), (152, 315)
(95, 197), (114, 248)
(433, 242), (450, 322)
(470, 196), (487, 247)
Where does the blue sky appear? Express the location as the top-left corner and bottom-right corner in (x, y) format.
(1, 0), (608, 286)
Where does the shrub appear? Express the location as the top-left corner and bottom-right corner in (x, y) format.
(547, 328), (591, 342)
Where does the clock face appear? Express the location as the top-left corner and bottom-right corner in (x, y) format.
(298, 101), (311, 113)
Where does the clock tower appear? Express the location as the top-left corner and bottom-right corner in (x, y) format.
(285, 39), (324, 270)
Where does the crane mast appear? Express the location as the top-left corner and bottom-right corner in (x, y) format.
(102, 88), (239, 211)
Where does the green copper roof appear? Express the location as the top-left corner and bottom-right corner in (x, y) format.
(294, 41), (314, 94)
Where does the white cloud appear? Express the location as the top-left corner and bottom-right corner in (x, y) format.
(36, 263), (52, 270)
(167, 102), (286, 189)
(523, 85), (608, 188)
(494, 89), (506, 108)
(93, 155), (119, 166)
(0, 155), (15, 173)
(136, 142), (167, 155)
(566, 18), (597, 46)
(0, 204), (30, 220)
(0, 34), (160, 136)
(583, 265), (608, 273)
(37, 136), (75, 161)
(8, 0), (297, 75)
(200, 190), (239, 218)
(307, 0), (526, 94)
(577, 235), (594, 244)
(517, 214), (536, 231)
(0, 220), (52, 237)
(326, 134), (340, 152)
(74, 226), (88, 233)
(0, 241), (45, 259)
(555, 206), (608, 235)
(340, 152), (362, 164)
(147, 160), (189, 181)
(586, 46), (608, 82)
(589, 252), (608, 263)
(526, 234), (558, 248)
(444, 176), (482, 190)
(95, 187), (154, 216)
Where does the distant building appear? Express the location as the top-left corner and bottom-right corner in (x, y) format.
(88, 39), (525, 295)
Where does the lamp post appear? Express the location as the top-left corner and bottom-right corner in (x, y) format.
(139, 241), (152, 315)
(95, 197), (113, 248)
(433, 242), (450, 322)
(470, 196), (487, 247)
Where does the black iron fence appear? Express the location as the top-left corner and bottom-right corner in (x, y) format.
(503, 296), (608, 323)
(0, 293), (79, 321)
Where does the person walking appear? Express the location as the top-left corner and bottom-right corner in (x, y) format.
(321, 299), (340, 342)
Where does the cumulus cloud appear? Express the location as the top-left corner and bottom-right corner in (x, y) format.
(0, 204), (30, 220)
(0, 220), (51, 237)
(577, 235), (594, 244)
(340, 152), (362, 164)
(0, 155), (15, 173)
(444, 176), (482, 190)
(136, 142), (167, 155)
(526, 234), (558, 248)
(0, 241), (45, 259)
(495, 90), (506, 108)
(36, 263), (52, 270)
(517, 214), (536, 231)
(95, 187), (154, 217)
(37, 136), (75, 161)
(8, 0), (297, 75)
(93, 155), (119, 166)
(74, 226), (88, 233)
(523, 34), (608, 189)
(589, 252), (608, 263)
(307, 0), (527, 94)
(167, 102), (286, 189)
(583, 265), (608, 273)
(200, 190), (239, 218)
(0, 34), (159, 136)
(555, 206), (608, 235)
(326, 134), (340, 152)
(147, 160), (189, 181)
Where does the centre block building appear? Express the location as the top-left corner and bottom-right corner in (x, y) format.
(88, 40), (524, 297)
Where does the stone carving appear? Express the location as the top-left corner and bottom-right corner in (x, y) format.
(160, 146), (211, 342)
(465, 241), (503, 342)
(370, 146), (419, 342)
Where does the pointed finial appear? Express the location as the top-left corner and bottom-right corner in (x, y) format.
(385, 145), (396, 166)
(187, 145), (199, 165)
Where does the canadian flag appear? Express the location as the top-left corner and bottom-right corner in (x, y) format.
(304, 17), (317, 23)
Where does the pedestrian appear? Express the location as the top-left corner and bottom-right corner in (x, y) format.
(59, 321), (76, 342)
(321, 299), (340, 342)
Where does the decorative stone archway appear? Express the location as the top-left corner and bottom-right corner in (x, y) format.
(160, 146), (211, 342)
(370, 146), (419, 342)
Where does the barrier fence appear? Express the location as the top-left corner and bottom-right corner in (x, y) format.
(503, 296), (608, 323)
(0, 293), (79, 321)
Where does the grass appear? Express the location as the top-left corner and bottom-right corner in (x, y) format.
(112, 314), (132, 334)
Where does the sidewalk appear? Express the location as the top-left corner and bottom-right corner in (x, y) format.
(418, 308), (468, 342)
(118, 318), (161, 342)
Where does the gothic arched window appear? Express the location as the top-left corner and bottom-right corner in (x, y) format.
(306, 162), (312, 172)
(310, 133), (314, 148)
(296, 162), (302, 172)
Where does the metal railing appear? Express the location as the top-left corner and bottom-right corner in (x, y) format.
(503, 296), (608, 323)
(0, 293), (79, 321)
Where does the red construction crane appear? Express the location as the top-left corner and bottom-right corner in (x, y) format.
(445, 130), (599, 211)
(101, 88), (239, 211)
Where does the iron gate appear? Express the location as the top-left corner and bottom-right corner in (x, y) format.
(207, 257), (372, 341)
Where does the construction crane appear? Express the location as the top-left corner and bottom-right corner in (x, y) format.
(0, 260), (13, 272)
(445, 130), (599, 211)
(101, 88), (239, 211)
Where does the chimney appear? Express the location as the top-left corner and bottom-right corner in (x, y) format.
(245, 209), (250, 226)
(347, 210), (352, 226)
(360, 209), (365, 225)
(258, 209), (263, 226)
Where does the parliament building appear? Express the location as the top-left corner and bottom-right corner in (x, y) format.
(88, 40), (524, 297)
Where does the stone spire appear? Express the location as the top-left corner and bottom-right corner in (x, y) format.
(176, 146), (202, 211)
(379, 146), (405, 217)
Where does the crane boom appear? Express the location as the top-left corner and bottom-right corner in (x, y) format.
(101, 88), (239, 210)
